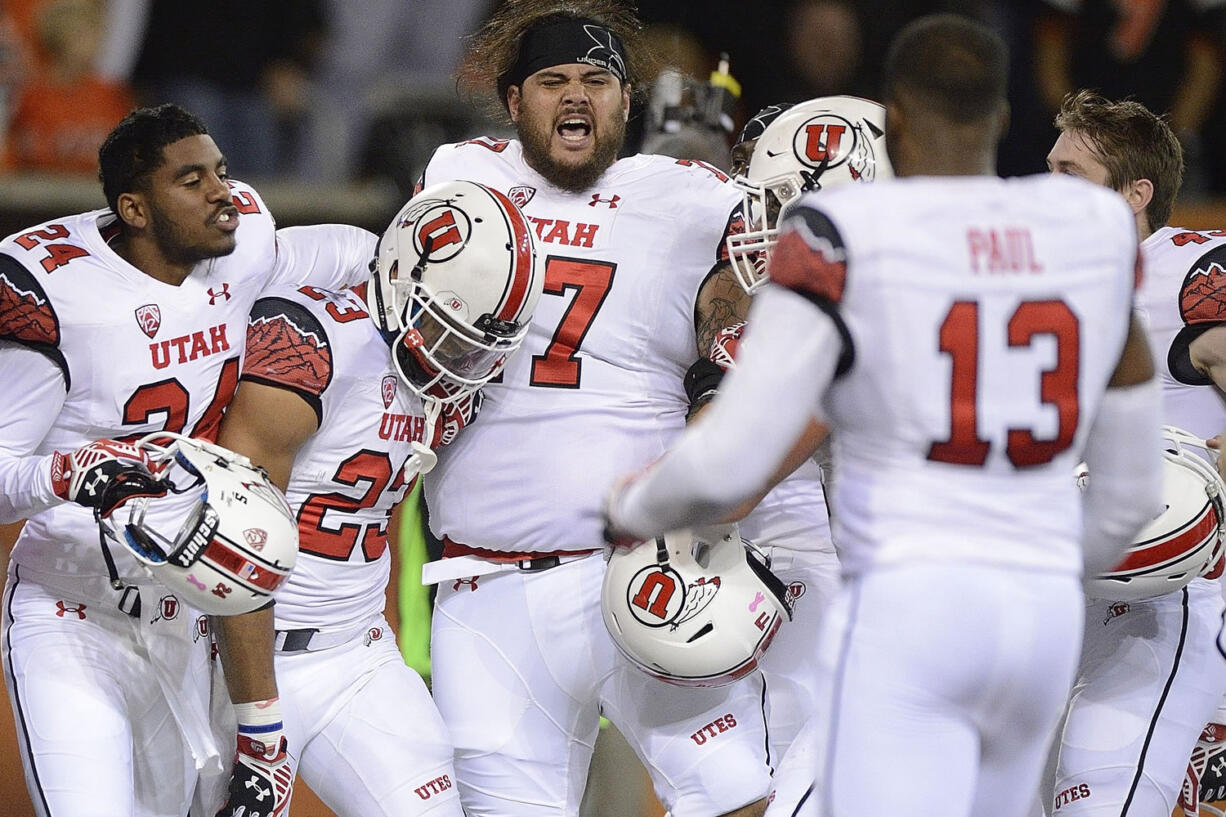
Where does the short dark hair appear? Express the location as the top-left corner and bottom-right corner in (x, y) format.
(1055, 90), (1184, 230)
(98, 104), (210, 215)
(459, 0), (654, 122)
(883, 14), (1008, 123)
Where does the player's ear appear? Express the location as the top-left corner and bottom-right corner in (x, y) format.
(1122, 178), (1154, 219)
(115, 192), (148, 230)
(507, 85), (522, 123)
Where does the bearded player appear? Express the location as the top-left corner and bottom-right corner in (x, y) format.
(412, 1), (773, 814)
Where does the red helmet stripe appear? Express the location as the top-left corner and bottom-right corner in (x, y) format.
(487, 186), (534, 322)
(1114, 502), (1218, 572)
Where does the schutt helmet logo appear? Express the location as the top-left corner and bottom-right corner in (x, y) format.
(381, 375), (397, 409)
(135, 304), (161, 338)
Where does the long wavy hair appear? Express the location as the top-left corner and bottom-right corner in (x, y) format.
(458, 0), (657, 123)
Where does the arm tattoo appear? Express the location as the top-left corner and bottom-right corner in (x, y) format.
(694, 262), (752, 356)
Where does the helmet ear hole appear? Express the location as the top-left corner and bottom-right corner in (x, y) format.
(692, 541), (712, 569)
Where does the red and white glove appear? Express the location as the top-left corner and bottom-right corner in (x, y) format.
(216, 701), (293, 817)
(707, 321), (746, 371)
(684, 322), (747, 418)
(1181, 722), (1226, 817)
(50, 439), (167, 518)
(426, 384), (485, 449)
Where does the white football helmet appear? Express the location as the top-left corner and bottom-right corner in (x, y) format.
(99, 433), (298, 615)
(368, 180), (544, 405)
(601, 525), (792, 687)
(1086, 426), (1226, 602)
(726, 95), (891, 293)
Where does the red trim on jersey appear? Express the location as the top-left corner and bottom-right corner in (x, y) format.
(769, 229), (847, 304)
(441, 537), (597, 563)
(0, 270), (57, 345)
(487, 186), (535, 322)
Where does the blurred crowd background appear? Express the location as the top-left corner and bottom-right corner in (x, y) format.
(0, 0), (1223, 220)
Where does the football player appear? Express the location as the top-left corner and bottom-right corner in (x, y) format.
(0, 104), (375, 817)
(605, 15), (1163, 817)
(210, 180), (543, 817)
(1044, 90), (1226, 817)
(683, 95), (890, 775)
(411, 1), (773, 814)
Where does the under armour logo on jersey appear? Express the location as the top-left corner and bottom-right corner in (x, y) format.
(207, 283), (232, 304)
(589, 193), (620, 208)
(453, 577), (479, 591)
(54, 601), (86, 619)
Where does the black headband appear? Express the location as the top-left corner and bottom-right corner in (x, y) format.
(735, 103), (795, 146)
(503, 16), (629, 92)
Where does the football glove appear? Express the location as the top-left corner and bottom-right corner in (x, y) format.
(708, 321), (746, 371)
(429, 388), (484, 448)
(1181, 722), (1226, 817)
(215, 734), (293, 817)
(50, 439), (167, 518)
(684, 322), (748, 419)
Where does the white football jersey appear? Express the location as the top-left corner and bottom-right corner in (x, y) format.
(419, 139), (742, 552)
(1136, 224), (1226, 438)
(0, 184), (373, 580)
(239, 285), (429, 632)
(772, 174), (1139, 574)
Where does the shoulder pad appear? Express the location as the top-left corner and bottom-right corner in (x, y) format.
(1179, 244), (1226, 326)
(244, 295), (334, 411)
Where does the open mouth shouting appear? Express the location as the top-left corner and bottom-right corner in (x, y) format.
(556, 113), (593, 151)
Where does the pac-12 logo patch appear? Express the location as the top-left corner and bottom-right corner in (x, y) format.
(243, 528), (268, 550)
(381, 375), (397, 409)
(135, 304), (161, 338)
(508, 186), (536, 208)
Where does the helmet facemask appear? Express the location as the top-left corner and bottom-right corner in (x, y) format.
(390, 257), (528, 405)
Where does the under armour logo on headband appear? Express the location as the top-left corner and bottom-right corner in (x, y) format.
(581, 24), (627, 82)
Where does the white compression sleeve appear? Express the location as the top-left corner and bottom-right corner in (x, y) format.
(0, 342), (68, 523)
(1080, 378), (1163, 576)
(609, 286), (842, 539)
(271, 224), (378, 291)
